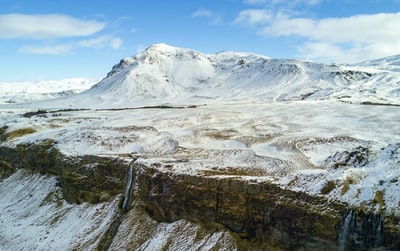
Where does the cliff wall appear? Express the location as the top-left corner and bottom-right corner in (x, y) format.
(1, 142), (399, 250)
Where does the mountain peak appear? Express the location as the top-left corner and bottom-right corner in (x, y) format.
(146, 43), (180, 52)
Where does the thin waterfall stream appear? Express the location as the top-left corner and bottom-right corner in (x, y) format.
(122, 161), (135, 212)
(97, 158), (136, 250)
(338, 209), (354, 251)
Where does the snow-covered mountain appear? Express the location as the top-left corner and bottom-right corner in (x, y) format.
(77, 43), (399, 108)
(0, 78), (95, 104)
(1, 44), (398, 108)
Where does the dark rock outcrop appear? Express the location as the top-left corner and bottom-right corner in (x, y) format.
(130, 162), (400, 250)
(0, 141), (128, 203)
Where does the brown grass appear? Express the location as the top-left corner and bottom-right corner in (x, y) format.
(4, 127), (36, 140)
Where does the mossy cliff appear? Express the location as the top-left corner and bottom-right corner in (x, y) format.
(0, 141), (128, 204)
(0, 142), (399, 250)
(131, 162), (400, 250)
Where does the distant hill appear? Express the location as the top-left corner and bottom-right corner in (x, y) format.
(0, 78), (95, 104)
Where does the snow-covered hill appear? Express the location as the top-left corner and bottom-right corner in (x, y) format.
(359, 54), (400, 72)
(0, 78), (95, 104)
(76, 43), (399, 108)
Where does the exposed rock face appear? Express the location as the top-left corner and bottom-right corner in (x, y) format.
(131, 161), (400, 250)
(0, 141), (127, 204)
(0, 142), (399, 250)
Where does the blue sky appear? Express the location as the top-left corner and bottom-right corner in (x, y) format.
(1, 0), (399, 81)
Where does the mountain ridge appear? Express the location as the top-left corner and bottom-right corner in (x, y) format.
(81, 43), (399, 108)
(3, 43), (400, 108)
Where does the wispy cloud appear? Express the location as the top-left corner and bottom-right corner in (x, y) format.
(192, 8), (221, 24)
(78, 35), (123, 49)
(244, 0), (321, 6)
(235, 8), (400, 62)
(0, 14), (106, 39)
(192, 8), (213, 18)
(20, 34), (123, 55)
(20, 44), (73, 55)
(0, 13), (125, 55)
(235, 9), (273, 25)
(110, 37), (123, 49)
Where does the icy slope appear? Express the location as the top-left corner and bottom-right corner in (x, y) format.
(76, 43), (400, 108)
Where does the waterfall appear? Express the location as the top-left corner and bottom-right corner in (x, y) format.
(338, 209), (354, 251)
(122, 162), (134, 212)
(99, 159), (136, 250)
(337, 209), (392, 250)
(372, 214), (383, 249)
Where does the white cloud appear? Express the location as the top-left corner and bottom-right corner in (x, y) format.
(0, 14), (106, 39)
(79, 36), (109, 48)
(235, 9), (273, 25)
(262, 12), (400, 44)
(244, 0), (320, 6)
(110, 38), (123, 49)
(297, 42), (348, 62)
(20, 44), (73, 55)
(244, 0), (278, 5)
(236, 10), (400, 62)
(78, 35), (122, 49)
(299, 41), (400, 63)
(302, 0), (320, 5)
(20, 34), (123, 55)
(192, 8), (221, 24)
(192, 8), (214, 18)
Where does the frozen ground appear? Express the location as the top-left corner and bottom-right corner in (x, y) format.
(1, 100), (399, 214)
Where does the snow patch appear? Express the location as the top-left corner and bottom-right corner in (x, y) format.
(0, 170), (119, 251)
